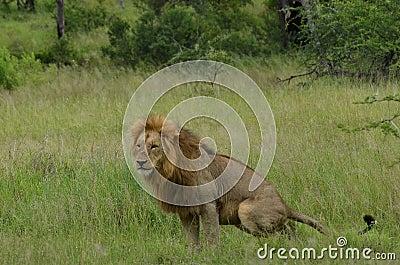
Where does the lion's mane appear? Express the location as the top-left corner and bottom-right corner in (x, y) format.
(130, 115), (218, 216)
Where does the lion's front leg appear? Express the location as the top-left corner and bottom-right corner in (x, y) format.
(179, 213), (200, 245)
(200, 202), (220, 245)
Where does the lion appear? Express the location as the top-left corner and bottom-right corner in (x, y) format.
(130, 115), (327, 245)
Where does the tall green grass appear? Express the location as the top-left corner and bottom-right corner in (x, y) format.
(0, 60), (399, 264)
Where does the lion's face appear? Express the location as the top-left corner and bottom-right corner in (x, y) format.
(133, 130), (164, 177)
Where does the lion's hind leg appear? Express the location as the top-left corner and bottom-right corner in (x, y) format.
(237, 198), (288, 237)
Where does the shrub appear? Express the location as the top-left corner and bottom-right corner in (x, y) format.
(102, 16), (135, 67)
(44, 0), (109, 32)
(135, 6), (199, 65)
(65, 2), (108, 32)
(300, 0), (400, 79)
(36, 37), (81, 66)
(0, 47), (41, 90)
(0, 47), (20, 90)
(103, 1), (279, 68)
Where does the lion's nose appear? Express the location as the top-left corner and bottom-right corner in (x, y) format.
(137, 160), (147, 167)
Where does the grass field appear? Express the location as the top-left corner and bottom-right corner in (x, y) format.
(0, 58), (399, 264)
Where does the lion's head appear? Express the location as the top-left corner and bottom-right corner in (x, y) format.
(130, 115), (215, 182)
(130, 115), (179, 178)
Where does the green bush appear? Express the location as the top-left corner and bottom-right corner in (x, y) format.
(137, 6), (199, 65)
(104, 7), (201, 67)
(0, 47), (20, 90)
(43, 0), (109, 33)
(103, 1), (279, 68)
(301, 0), (400, 79)
(102, 16), (135, 67)
(0, 47), (41, 90)
(65, 2), (108, 32)
(36, 37), (81, 66)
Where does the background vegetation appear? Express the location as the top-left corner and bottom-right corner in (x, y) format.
(301, 0), (400, 79)
(0, 0), (399, 264)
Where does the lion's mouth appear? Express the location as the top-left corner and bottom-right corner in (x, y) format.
(137, 166), (152, 171)
(136, 167), (154, 176)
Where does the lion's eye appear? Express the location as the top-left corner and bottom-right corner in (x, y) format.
(136, 144), (141, 149)
(150, 144), (159, 150)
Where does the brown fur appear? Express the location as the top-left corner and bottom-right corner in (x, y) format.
(131, 115), (328, 245)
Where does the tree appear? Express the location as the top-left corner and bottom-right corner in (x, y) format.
(1, 0), (34, 11)
(18, 0), (34, 11)
(300, 0), (400, 79)
(56, 0), (64, 39)
(277, 0), (307, 48)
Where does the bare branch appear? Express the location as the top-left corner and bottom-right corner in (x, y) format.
(277, 68), (317, 83)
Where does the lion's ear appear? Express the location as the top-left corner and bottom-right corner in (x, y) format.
(158, 118), (179, 163)
(130, 119), (146, 145)
(161, 134), (178, 164)
(161, 119), (180, 140)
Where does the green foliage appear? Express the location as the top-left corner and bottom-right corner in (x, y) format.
(338, 93), (400, 165)
(301, 0), (400, 78)
(0, 47), (41, 90)
(0, 47), (20, 90)
(104, 1), (278, 68)
(36, 37), (81, 66)
(137, 0), (253, 15)
(136, 6), (199, 65)
(355, 94), (400, 105)
(43, 0), (109, 33)
(65, 1), (108, 32)
(101, 16), (135, 67)
(340, 93), (400, 138)
(356, 95), (400, 138)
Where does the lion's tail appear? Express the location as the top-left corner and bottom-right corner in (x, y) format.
(288, 209), (329, 235)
